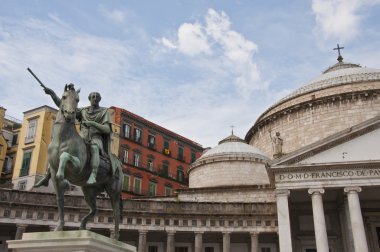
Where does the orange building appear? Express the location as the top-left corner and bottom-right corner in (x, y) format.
(111, 107), (204, 199)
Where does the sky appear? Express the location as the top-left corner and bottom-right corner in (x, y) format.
(1, 0), (380, 148)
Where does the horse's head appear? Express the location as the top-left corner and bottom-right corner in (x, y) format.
(61, 83), (80, 122)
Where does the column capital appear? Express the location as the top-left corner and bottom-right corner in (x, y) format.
(194, 231), (204, 235)
(250, 231), (259, 236)
(167, 230), (176, 235)
(308, 188), (325, 195)
(222, 231), (231, 235)
(275, 189), (290, 197)
(138, 230), (148, 235)
(16, 224), (28, 228)
(344, 186), (362, 194)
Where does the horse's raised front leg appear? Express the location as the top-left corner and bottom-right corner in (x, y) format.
(56, 152), (80, 181)
(51, 170), (66, 231)
(80, 186), (98, 230)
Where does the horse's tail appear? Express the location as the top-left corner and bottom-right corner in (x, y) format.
(117, 159), (124, 221)
(119, 194), (124, 221)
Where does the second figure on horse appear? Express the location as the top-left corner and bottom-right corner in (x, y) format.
(35, 84), (111, 186)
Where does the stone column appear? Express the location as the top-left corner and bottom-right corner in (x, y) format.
(250, 232), (259, 252)
(167, 231), (175, 252)
(308, 188), (329, 252)
(275, 189), (293, 252)
(223, 232), (230, 252)
(344, 187), (369, 252)
(110, 229), (115, 239)
(194, 232), (203, 252)
(138, 230), (147, 252)
(15, 224), (28, 240)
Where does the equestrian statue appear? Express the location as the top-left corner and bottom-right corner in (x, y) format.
(28, 68), (123, 240)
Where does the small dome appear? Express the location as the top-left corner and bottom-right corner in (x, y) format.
(200, 134), (269, 161)
(188, 134), (270, 188)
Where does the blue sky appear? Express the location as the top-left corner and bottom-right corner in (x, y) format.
(1, 0), (380, 147)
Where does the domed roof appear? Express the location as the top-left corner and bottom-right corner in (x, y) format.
(199, 134), (269, 161)
(188, 134), (270, 188)
(276, 61), (380, 105)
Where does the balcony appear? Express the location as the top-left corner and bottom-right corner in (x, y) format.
(162, 148), (171, 157)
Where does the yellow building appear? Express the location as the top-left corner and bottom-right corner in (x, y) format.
(0, 107), (7, 177)
(0, 107), (21, 185)
(12, 105), (57, 191)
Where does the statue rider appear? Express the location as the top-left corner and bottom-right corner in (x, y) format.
(35, 84), (111, 186)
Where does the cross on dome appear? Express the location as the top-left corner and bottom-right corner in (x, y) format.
(333, 43), (344, 63)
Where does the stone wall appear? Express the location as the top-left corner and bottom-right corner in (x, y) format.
(189, 160), (270, 188)
(177, 187), (276, 203)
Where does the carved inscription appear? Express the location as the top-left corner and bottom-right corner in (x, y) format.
(276, 169), (380, 181)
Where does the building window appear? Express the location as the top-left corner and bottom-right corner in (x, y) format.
(26, 211), (33, 219)
(122, 175), (130, 191)
(261, 248), (272, 252)
(165, 185), (173, 196)
(148, 181), (156, 196)
(178, 146), (184, 161)
(147, 159), (154, 171)
(191, 151), (196, 163)
(175, 247), (188, 252)
(20, 150), (32, 177)
(134, 177), (141, 194)
(18, 180), (27, 190)
(25, 118), (38, 142)
(133, 153), (140, 167)
(161, 162), (169, 177)
(48, 213), (54, 220)
(134, 128), (142, 143)
(148, 134), (155, 149)
(163, 139), (170, 156)
(123, 124), (131, 138)
(123, 149), (129, 164)
(149, 246), (158, 252)
(177, 167), (184, 182)
(12, 134), (18, 146)
(2, 156), (11, 174)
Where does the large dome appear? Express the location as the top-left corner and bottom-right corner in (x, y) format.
(188, 134), (270, 188)
(275, 62), (380, 106)
(245, 59), (380, 158)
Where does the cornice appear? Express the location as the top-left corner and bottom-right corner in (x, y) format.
(269, 160), (380, 173)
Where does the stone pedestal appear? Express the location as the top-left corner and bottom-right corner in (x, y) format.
(7, 230), (136, 252)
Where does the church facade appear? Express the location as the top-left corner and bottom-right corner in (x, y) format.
(0, 53), (380, 252)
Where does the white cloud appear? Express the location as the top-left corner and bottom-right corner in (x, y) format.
(0, 15), (134, 117)
(159, 8), (263, 96)
(312, 0), (380, 41)
(177, 23), (211, 56)
(98, 5), (128, 24)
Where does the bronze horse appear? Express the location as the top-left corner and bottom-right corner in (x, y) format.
(48, 85), (123, 239)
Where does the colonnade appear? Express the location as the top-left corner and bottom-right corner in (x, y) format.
(276, 186), (369, 252)
(136, 230), (261, 252)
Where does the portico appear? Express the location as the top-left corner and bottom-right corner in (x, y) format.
(270, 118), (380, 252)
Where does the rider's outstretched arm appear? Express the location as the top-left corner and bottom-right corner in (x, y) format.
(44, 87), (61, 107)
